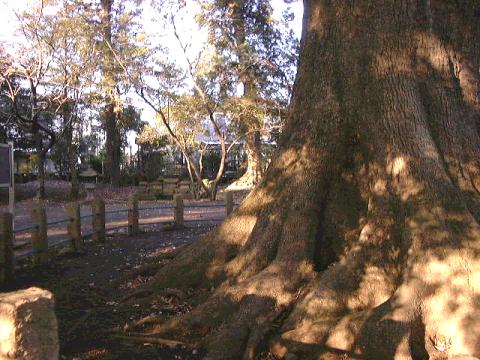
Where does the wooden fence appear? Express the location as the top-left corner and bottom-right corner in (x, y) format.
(0, 192), (235, 284)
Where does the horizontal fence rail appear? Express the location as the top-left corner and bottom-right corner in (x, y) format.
(138, 205), (173, 211)
(104, 208), (130, 215)
(46, 218), (71, 227)
(13, 224), (39, 234)
(0, 191), (240, 284)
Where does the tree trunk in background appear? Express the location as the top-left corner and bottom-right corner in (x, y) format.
(135, 1), (480, 359)
(226, 1), (264, 190)
(244, 131), (263, 182)
(230, 131), (264, 189)
(103, 104), (120, 186)
(33, 125), (45, 199)
(64, 115), (79, 199)
(37, 152), (46, 200)
(100, 0), (120, 186)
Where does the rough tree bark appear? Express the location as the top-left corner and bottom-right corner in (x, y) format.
(131, 1), (480, 359)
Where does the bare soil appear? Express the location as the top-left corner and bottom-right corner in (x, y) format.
(7, 224), (220, 360)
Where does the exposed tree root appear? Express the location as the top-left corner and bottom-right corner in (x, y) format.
(122, 314), (169, 332)
(120, 289), (153, 303)
(110, 247), (185, 288)
(66, 310), (93, 336)
(111, 333), (194, 348)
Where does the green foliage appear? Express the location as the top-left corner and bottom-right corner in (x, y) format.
(143, 152), (166, 182)
(1, 0), (299, 190)
(203, 150), (221, 179)
(195, 0), (298, 136)
(89, 155), (104, 175)
(50, 136), (75, 177)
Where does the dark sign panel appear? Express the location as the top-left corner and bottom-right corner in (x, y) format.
(0, 146), (11, 185)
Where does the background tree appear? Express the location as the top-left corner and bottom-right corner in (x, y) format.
(0, 1), (85, 198)
(135, 0), (296, 198)
(87, 0), (145, 186)
(138, 94), (217, 198)
(48, 0), (98, 197)
(122, 1), (480, 359)
(0, 51), (35, 150)
(98, 0), (122, 186)
(197, 0), (298, 188)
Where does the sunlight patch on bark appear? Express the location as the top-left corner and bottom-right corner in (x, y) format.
(389, 156), (407, 177)
(373, 51), (413, 78)
(216, 215), (258, 246)
(394, 251), (480, 355)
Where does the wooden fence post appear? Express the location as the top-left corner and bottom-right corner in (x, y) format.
(66, 202), (82, 250)
(31, 202), (48, 265)
(225, 191), (234, 216)
(91, 199), (105, 242)
(173, 194), (184, 229)
(128, 195), (139, 236)
(0, 212), (15, 283)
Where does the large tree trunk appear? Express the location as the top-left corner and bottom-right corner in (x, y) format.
(129, 1), (480, 359)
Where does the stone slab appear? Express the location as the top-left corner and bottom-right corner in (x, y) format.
(0, 287), (58, 360)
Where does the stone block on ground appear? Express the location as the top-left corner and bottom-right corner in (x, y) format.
(0, 287), (58, 360)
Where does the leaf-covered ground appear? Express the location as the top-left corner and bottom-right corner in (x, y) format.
(8, 223), (220, 360)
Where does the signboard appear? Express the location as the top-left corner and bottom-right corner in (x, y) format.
(0, 144), (11, 186)
(0, 143), (14, 217)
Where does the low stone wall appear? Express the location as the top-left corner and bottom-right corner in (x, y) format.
(139, 178), (193, 199)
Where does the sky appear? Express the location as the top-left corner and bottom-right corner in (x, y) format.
(0, 0), (304, 152)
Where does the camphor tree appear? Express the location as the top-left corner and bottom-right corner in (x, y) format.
(121, 0), (480, 359)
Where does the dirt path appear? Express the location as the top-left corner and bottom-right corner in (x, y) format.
(8, 223), (220, 359)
